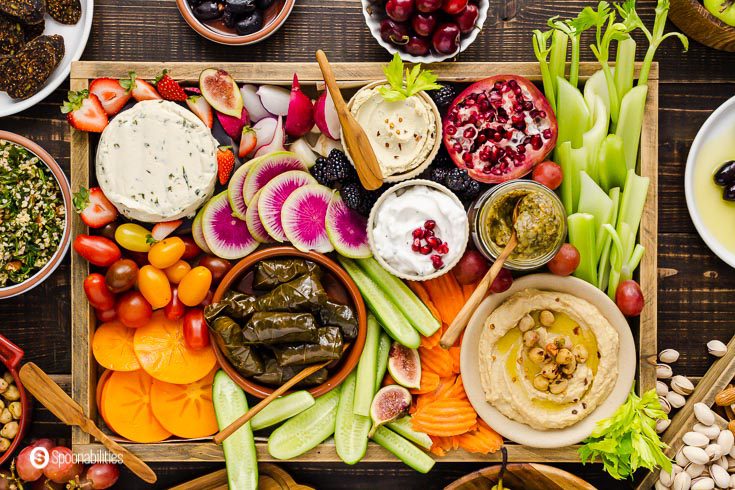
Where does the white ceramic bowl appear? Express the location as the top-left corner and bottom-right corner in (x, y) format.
(460, 274), (637, 448)
(684, 94), (735, 269)
(360, 0), (489, 63)
(0, 0), (94, 118)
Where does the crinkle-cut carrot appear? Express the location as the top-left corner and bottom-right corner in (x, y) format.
(449, 347), (461, 374)
(420, 325), (442, 349)
(422, 274), (464, 324)
(412, 415), (477, 437)
(410, 370), (441, 395)
(382, 373), (397, 387)
(412, 397), (477, 436)
(461, 282), (478, 302)
(408, 281), (442, 322)
(456, 419), (504, 454)
(436, 375), (467, 401)
(419, 346), (454, 378)
(429, 435), (458, 457)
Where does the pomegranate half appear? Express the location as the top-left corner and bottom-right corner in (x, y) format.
(443, 75), (558, 184)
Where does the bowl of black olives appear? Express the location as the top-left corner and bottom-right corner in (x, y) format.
(177, 0), (295, 45)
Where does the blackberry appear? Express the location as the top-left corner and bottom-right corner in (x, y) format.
(445, 167), (472, 193)
(432, 149), (453, 168)
(325, 149), (357, 183)
(463, 178), (481, 199)
(311, 157), (332, 186)
(428, 166), (450, 185)
(341, 182), (367, 212)
(428, 85), (458, 111)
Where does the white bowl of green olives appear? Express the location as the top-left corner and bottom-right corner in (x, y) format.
(176, 0), (295, 45)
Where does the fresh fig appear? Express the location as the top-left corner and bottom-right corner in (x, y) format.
(369, 385), (412, 437)
(199, 68), (243, 118)
(387, 342), (421, 389)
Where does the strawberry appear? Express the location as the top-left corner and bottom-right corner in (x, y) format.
(155, 70), (187, 102)
(62, 90), (109, 133)
(238, 126), (257, 159)
(89, 77), (131, 116)
(120, 72), (161, 101)
(151, 220), (183, 241)
(72, 187), (118, 228)
(217, 146), (235, 185)
(186, 95), (213, 128)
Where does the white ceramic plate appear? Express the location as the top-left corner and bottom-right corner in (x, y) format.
(0, 0), (94, 118)
(460, 274), (637, 448)
(684, 95), (735, 269)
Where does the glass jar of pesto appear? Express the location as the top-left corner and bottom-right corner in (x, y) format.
(469, 180), (567, 271)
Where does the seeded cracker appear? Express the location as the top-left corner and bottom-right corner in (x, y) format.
(46, 0), (82, 25)
(0, 0), (44, 24)
(0, 14), (25, 59)
(2, 35), (65, 100)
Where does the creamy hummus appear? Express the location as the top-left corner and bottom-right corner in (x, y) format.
(349, 85), (437, 177)
(479, 289), (619, 430)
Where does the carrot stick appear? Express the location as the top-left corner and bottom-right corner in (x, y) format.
(422, 274), (464, 324)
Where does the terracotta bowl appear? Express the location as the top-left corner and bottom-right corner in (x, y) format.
(0, 335), (30, 467)
(176, 0), (296, 45)
(212, 246), (367, 398)
(445, 463), (596, 490)
(0, 131), (72, 300)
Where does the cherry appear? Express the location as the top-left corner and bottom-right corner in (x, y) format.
(441, 0), (468, 15)
(416, 0), (442, 12)
(386, 0), (415, 22)
(455, 3), (479, 34)
(432, 22), (460, 54)
(405, 36), (431, 56)
(380, 18), (409, 45)
(411, 12), (437, 37)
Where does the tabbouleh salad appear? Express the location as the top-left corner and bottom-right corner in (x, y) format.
(0, 140), (65, 287)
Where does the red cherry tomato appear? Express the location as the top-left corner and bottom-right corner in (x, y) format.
(83, 273), (116, 310)
(116, 291), (153, 328)
(73, 235), (121, 267)
(104, 259), (139, 293)
(180, 236), (203, 260)
(489, 267), (513, 293)
(183, 309), (210, 350)
(95, 307), (117, 323)
(548, 243), (581, 276)
(198, 256), (232, 283)
(616, 280), (645, 317)
(164, 288), (186, 321)
(532, 161), (563, 190)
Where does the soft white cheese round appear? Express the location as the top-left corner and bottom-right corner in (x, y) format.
(96, 100), (218, 222)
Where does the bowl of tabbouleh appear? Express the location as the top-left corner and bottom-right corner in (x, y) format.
(0, 132), (71, 299)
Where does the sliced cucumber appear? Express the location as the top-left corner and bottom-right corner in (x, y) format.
(354, 313), (380, 417)
(339, 257), (420, 349)
(335, 371), (371, 464)
(357, 258), (441, 336)
(212, 370), (258, 490)
(251, 390), (315, 431)
(372, 426), (436, 474)
(386, 416), (432, 450)
(268, 387), (341, 460)
(375, 332), (392, 392)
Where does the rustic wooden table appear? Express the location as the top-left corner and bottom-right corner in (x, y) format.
(0, 0), (733, 488)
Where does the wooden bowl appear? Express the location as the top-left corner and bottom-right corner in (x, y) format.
(445, 463), (596, 490)
(0, 335), (30, 467)
(670, 0), (735, 52)
(212, 246), (367, 399)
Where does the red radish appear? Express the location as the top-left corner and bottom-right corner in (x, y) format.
(454, 3), (479, 33)
(241, 84), (271, 122)
(291, 138), (318, 166)
(285, 74), (315, 137)
(257, 85), (290, 116)
(216, 107), (250, 139)
(252, 117), (279, 155)
(255, 116), (285, 157)
(314, 89), (341, 139)
(120, 72), (161, 101)
(151, 220), (183, 241)
(185, 95), (214, 128)
(89, 78), (131, 116)
(238, 126), (257, 158)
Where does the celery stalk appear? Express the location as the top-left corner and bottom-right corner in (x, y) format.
(615, 85), (648, 171)
(577, 172), (613, 260)
(556, 77), (590, 149)
(597, 134), (628, 192)
(580, 94), (610, 181)
(614, 36), (637, 105)
(597, 187), (621, 289)
(637, 0), (688, 86)
(584, 70), (611, 118)
(549, 30), (569, 98)
(533, 30), (557, 113)
(617, 169), (650, 235)
(602, 224), (625, 299)
(568, 213), (598, 286)
(626, 244), (646, 275)
(557, 141), (574, 215)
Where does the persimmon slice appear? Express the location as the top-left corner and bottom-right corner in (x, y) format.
(133, 310), (217, 384)
(92, 321), (141, 371)
(96, 369), (112, 429)
(101, 370), (172, 443)
(150, 370), (218, 439)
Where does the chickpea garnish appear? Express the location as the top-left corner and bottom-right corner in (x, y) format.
(528, 347), (546, 364)
(533, 374), (550, 391)
(549, 378), (569, 395)
(523, 330), (540, 348)
(518, 314), (535, 333)
(556, 348), (574, 365)
(573, 345), (589, 363)
(539, 310), (555, 326)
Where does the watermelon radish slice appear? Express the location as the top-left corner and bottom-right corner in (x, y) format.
(326, 192), (372, 259)
(245, 189), (272, 243)
(258, 171), (316, 242)
(227, 160), (255, 220)
(201, 191), (259, 260)
(192, 207), (213, 255)
(242, 151), (307, 204)
(281, 184), (334, 253)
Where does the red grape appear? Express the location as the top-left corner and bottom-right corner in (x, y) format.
(30, 439), (55, 452)
(15, 446), (44, 482)
(548, 243), (580, 276)
(453, 250), (489, 285)
(489, 267), (513, 293)
(616, 280), (645, 317)
(532, 161), (563, 190)
(43, 447), (83, 484)
(84, 464), (120, 489)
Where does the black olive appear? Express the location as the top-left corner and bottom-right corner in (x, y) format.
(193, 1), (223, 20)
(714, 160), (735, 187)
(222, 10), (237, 27)
(724, 183), (735, 202)
(236, 10), (263, 35)
(256, 0), (275, 9)
(225, 0), (256, 14)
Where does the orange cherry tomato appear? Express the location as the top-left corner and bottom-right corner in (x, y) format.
(177, 266), (212, 307)
(164, 260), (191, 284)
(148, 237), (186, 270)
(137, 265), (172, 309)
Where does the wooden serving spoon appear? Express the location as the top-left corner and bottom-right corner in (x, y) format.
(315, 49), (383, 191)
(440, 200), (523, 349)
(18, 363), (157, 484)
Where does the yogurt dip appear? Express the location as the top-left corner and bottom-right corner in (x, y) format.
(372, 184), (468, 277)
(349, 84), (438, 178)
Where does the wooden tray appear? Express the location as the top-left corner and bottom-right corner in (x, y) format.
(444, 463), (596, 490)
(69, 61), (658, 463)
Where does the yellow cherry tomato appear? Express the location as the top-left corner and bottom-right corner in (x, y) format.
(148, 237), (186, 269)
(115, 223), (153, 252)
(164, 260), (191, 284)
(178, 266), (212, 307)
(137, 265), (172, 309)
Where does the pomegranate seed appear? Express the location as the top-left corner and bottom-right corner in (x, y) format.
(517, 145), (526, 154)
(431, 254), (444, 269)
(424, 229), (434, 237)
(446, 125), (457, 135)
(465, 98), (475, 106)
(537, 110), (547, 118)
(437, 243), (449, 254)
(479, 100), (490, 111)
(453, 143), (462, 153)
(464, 127), (476, 138)
(420, 245), (432, 255)
(493, 132), (502, 142)
(424, 220), (436, 230)
(494, 81), (504, 90)
(462, 152), (472, 163)
(468, 114), (478, 125)
(497, 115), (508, 124)
(505, 129), (514, 139)
(412, 238), (421, 252)
(426, 236), (439, 248)
(508, 79), (518, 89)
(542, 128), (552, 139)
(412, 228), (425, 239)
(477, 134), (487, 144)
(531, 134), (543, 150)
(522, 136), (531, 146)
(511, 114), (524, 124)
(523, 101), (534, 111)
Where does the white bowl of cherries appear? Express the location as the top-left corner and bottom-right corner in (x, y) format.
(361, 0), (489, 63)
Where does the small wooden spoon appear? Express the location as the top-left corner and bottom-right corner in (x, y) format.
(18, 363), (157, 484)
(315, 50), (383, 190)
(440, 200), (523, 349)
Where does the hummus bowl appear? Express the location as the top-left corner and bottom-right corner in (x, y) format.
(460, 274), (636, 448)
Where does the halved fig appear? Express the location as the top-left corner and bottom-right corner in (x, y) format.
(199, 68), (243, 118)
(387, 342), (421, 390)
(369, 385), (412, 437)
